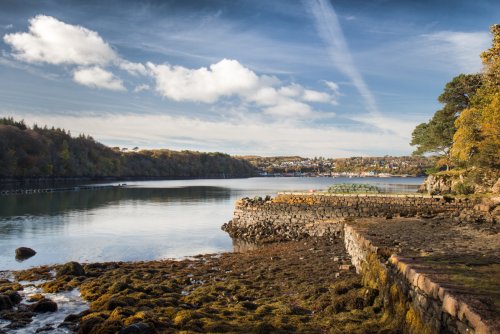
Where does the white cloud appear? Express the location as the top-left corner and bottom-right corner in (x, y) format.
(302, 89), (331, 103)
(279, 84), (302, 98)
(147, 59), (259, 103)
(119, 60), (148, 76)
(133, 84), (150, 93)
(278, 83), (336, 104)
(73, 66), (125, 91)
(148, 58), (339, 117)
(348, 114), (420, 138)
(250, 86), (280, 105)
(420, 31), (490, 73)
(4, 15), (340, 116)
(263, 100), (312, 117)
(3, 15), (118, 66)
(324, 80), (339, 93)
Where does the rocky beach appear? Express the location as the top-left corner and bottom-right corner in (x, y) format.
(1, 237), (395, 333)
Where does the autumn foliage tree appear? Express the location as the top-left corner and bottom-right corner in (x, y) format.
(451, 24), (500, 169)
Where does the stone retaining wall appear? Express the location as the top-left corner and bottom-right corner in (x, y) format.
(224, 193), (498, 333)
(222, 193), (482, 242)
(344, 223), (494, 334)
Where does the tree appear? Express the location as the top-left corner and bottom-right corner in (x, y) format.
(451, 24), (500, 169)
(411, 73), (482, 169)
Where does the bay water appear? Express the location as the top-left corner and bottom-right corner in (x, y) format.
(0, 177), (423, 270)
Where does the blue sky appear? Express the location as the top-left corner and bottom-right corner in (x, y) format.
(0, 0), (497, 157)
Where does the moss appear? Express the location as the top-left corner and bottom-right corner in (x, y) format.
(13, 266), (53, 281)
(330, 276), (363, 295)
(405, 307), (434, 334)
(173, 310), (204, 327)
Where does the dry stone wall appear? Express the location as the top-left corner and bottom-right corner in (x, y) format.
(223, 193), (479, 242)
(223, 193), (498, 334)
(344, 222), (497, 334)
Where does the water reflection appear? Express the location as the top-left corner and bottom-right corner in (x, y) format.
(232, 238), (262, 253)
(0, 177), (424, 270)
(0, 186), (233, 218)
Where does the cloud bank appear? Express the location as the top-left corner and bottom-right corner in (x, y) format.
(3, 15), (339, 118)
(148, 59), (339, 117)
(7, 112), (413, 157)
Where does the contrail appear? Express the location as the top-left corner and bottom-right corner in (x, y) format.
(308, 0), (379, 116)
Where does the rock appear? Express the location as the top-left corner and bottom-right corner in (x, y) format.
(35, 324), (55, 332)
(118, 322), (156, 334)
(27, 293), (45, 302)
(31, 298), (58, 313)
(58, 313), (81, 332)
(339, 264), (354, 271)
(0, 294), (13, 310)
(15, 247), (36, 261)
(7, 291), (22, 305)
(79, 316), (104, 333)
(57, 261), (85, 277)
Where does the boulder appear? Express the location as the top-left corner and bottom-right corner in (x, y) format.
(31, 298), (58, 313)
(0, 294), (13, 310)
(15, 247), (36, 260)
(79, 315), (104, 333)
(7, 291), (22, 305)
(57, 261), (85, 277)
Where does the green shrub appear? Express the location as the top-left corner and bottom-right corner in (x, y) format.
(327, 184), (380, 194)
(452, 182), (474, 195)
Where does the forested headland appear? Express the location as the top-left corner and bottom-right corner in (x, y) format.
(0, 118), (257, 180)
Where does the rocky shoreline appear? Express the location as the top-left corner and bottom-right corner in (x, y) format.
(1, 193), (498, 333)
(0, 237), (400, 333)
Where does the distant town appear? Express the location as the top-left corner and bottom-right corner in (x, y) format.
(241, 155), (434, 177)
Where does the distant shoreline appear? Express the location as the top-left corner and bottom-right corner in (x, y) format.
(0, 175), (253, 192)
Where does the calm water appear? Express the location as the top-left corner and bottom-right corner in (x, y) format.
(0, 177), (423, 270)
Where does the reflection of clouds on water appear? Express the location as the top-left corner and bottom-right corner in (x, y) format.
(0, 177), (424, 270)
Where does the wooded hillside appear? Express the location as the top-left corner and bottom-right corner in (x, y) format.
(0, 118), (257, 179)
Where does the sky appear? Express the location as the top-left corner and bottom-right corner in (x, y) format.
(0, 0), (498, 157)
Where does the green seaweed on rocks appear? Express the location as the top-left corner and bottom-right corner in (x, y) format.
(6, 238), (402, 333)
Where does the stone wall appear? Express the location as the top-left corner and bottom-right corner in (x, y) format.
(224, 193), (498, 333)
(222, 193), (481, 242)
(344, 223), (495, 334)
